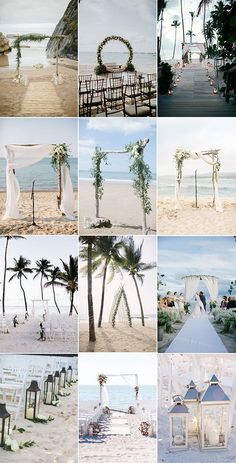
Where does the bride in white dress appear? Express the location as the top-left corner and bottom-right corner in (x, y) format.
(192, 293), (205, 319)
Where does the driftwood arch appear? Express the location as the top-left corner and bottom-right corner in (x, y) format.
(174, 148), (223, 212)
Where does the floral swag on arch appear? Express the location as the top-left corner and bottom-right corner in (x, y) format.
(174, 148), (223, 212)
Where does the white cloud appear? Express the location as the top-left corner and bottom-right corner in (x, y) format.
(79, 137), (96, 156)
(87, 118), (156, 135)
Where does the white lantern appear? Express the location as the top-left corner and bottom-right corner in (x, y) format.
(184, 380), (199, 436)
(169, 396), (189, 450)
(200, 375), (230, 450)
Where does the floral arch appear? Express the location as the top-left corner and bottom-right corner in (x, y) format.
(182, 42), (206, 56)
(182, 275), (219, 302)
(98, 373), (139, 408)
(174, 149), (223, 212)
(95, 35), (135, 74)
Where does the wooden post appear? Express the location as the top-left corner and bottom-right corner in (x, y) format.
(195, 169), (198, 208)
(56, 38), (59, 77)
(31, 180), (36, 226)
(57, 162), (62, 210)
(95, 188), (99, 218)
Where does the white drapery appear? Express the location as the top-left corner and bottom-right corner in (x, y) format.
(182, 42), (206, 55)
(183, 275), (219, 302)
(100, 384), (109, 407)
(3, 144), (75, 220)
(174, 149), (223, 212)
(102, 374), (139, 404)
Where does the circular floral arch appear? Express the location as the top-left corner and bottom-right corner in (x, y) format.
(95, 35), (135, 75)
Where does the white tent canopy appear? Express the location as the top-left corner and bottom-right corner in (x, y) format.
(175, 149), (223, 212)
(182, 275), (219, 302)
(3, 144), (75, 220)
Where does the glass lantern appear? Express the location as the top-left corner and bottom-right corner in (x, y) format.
(54, 370), (61, 396)
(44, 375), (55, 405)
(25, 380), (41, 420)
(200, 375), (230, 450)
(0, 403), (11, 447)
(169, 396), (189, 450)
(60, 367), (66, 388)
(66, 366), (73, 384)
(184, 380), (199, 436)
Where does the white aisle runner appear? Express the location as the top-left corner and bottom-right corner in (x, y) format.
(166, 312), (227, 353)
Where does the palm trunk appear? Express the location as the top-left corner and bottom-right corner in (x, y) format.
(69, 291), (74, 316)
(180, 0), (185, 45)
(88, 243), (96, 341)
(40, 273), (44, 300)
(73, 303), (78, 315)
(132, 274), (145, 327)
(159, 9), (164, 52)
(52, 283), (61, 314)
(2, 238), (9, 317)
(20, 275), (27, 313)
(98, 260), (108, 328)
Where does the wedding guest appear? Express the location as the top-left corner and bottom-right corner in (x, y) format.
(178, 293), (185, 310)
(39, 322), (46, 341)
(228, 296), (236, 309)
(166, 291), (174, 307)
(173, 292), (179, 309)
(220, 296), (228, 309)
(13, 315), (19, 328)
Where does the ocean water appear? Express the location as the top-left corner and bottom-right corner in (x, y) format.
(4, 305), (73, 316)
(0, 157), (78, 191)
(80, 385), (156, 410)
(80, 51), (156, 70)
(80, 170), (156, 183)
(7, 43), (50, 69)
(158, 173), (236, 198)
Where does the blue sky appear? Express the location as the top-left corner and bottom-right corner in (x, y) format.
(0, 118), (78, 158)
(79, 118), (156, 174)
(158, 236), (236, 298)
(0, 235), (77, 306)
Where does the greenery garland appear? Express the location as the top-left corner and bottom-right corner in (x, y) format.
(95, 35), (135, 75)
(126, 141), (152, 215)
(91, 147), (108, 200)
(112, 287), (132, 328)
(50, 143), (71, 171)
(13, 34), (50, 72)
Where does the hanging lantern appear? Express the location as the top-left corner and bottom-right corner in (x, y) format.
(25, 380), (41, 420)
(169, 396), (189, 450)
(54, 371), (61, 395)
(200, 375), (230, 450)
(44, 375), (55, 405)
(0, 403), (11, 447)
(184, 380), (199, 436)
(66, 366), (73, 384)
(60, 367), (67, 388)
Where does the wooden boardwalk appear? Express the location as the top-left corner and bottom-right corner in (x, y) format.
(159, 63), (236, 117)
(20, 81), (64, 116)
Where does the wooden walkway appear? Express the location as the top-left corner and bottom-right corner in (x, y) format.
(20, 81), (64, 116)
(159, 63), (236, 117)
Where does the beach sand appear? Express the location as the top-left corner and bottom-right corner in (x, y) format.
(0, 191), (78, 235)
(79, 320), (156, 352)
(0, 316), (77, 354)
(158, 196), (236, 235)
(0, 60), (77, 117)
(80, 413), (156, 463)
(79, 181), (156, 235)
(0, 380), (78, 463)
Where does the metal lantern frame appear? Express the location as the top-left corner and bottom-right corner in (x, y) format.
(54, 370), (61, 396)
(0, 403), (11, 447)
(60, 367), (67, 389)
(169, 396), (189, 450)
(184, 380), (199, 437)
(25, 380), (41, 420)
(44, 374), (55, 405)
(200, 375), (230, 451)
(66, 366), (73, 384)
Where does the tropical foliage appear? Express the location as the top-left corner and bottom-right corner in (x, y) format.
(7, 256), (33, 313)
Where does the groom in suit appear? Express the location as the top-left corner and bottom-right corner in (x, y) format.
(199, 291), (206, 311)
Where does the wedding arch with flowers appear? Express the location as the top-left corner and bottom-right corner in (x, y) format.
(98, 373), (139, 409)
(174, 148), (223, 212)
(182, 275), (219, 303)
(91, 138), (152, 233)
(95, 35), (135, 75)
(2, 143), (75, 220)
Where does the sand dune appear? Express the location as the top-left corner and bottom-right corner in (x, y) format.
(0, 191), (78, 235)
(158, 196), (236, 235)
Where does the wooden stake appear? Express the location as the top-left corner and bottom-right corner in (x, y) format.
(31, 180), (36, 226)
(195, 169), (198, 208)
(57, 162), (62, 210)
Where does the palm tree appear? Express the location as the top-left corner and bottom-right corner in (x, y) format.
(189, 11), (195, 43)
(159, 1), (167, 53)
(186, 30), (196, 44)
(180, 0), (185, 46)
(44, 266), (61, 314)
(171, 19), (181, 59)
(118, 237), (155, 327)
(79, 237), (97, 342)
(197, 0), (212, 47)
(33, 258), (53, 300)
(94, 237), (123, 328)
(57, 255), (78, 316)
(7, 256), (33, 313)
(0, 236), (25, 316)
